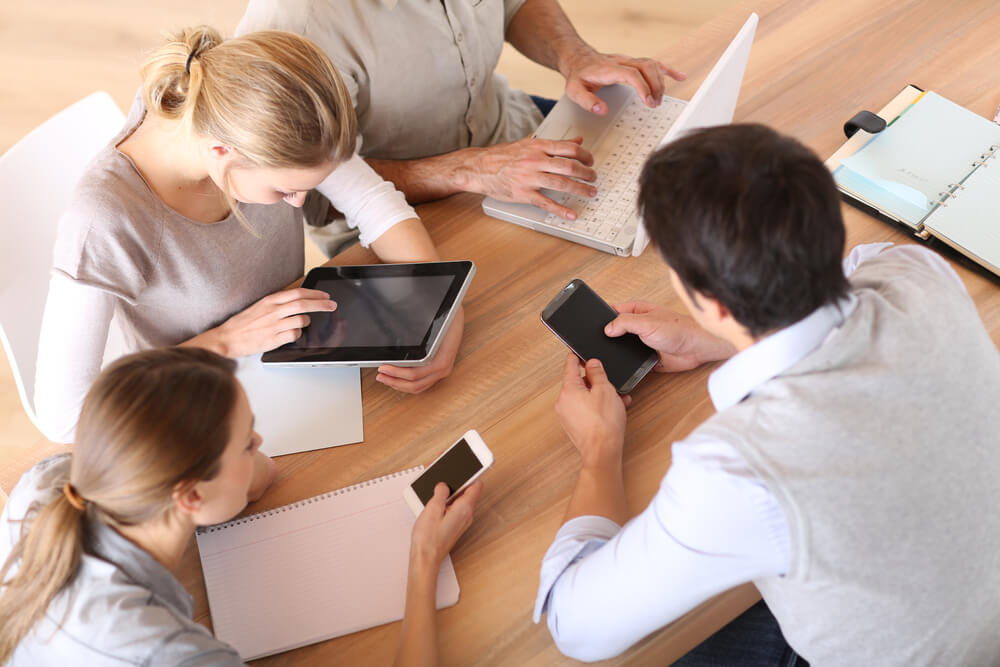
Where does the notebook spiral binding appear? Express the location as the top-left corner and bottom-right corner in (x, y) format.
(196, 465), (423, 535)
(936, 145), (1000, 207)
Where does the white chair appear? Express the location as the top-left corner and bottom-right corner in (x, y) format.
(0, 92), (125, 433)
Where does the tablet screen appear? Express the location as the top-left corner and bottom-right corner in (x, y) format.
(261, 261), (474, 366)
(299, 275), (453, 348)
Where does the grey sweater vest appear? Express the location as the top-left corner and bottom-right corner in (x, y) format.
(697, 253), (1000, 666)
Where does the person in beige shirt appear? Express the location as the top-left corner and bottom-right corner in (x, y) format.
(237, 0), (683, 223)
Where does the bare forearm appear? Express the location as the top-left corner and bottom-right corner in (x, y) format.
(564, 458), (627, 525)
(505, 0), (593, 75)
(393, 559), (440, 667)
(369, 218), (441, 264)
(179, 329), (228, 357)
(367, 151), (482, 204)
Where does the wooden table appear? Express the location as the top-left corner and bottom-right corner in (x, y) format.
(177, 0), (1000, 664)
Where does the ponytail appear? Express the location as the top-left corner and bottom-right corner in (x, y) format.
(140, 27), (356, 168)
(0, 492), (85, 662)
(138, 26), (356, 232)
(141, 26), (222, 128)
(0, 348), (238, 662)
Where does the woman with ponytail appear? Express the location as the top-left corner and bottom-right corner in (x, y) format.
(34, 27), (465, 449)
(1, 347), (480, 665)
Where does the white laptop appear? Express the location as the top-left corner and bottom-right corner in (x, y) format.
(483, 13), (758, 257)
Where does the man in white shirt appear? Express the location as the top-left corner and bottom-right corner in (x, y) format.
(535, 124), (1000, 665)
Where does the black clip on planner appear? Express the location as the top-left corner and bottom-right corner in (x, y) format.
(843, 110), (886, 139)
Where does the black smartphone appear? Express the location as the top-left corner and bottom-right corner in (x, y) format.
(540, 279), (658, 394)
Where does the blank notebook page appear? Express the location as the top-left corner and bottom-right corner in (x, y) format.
(195, 466), (460, 660)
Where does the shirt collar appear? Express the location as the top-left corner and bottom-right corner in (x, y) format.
(86, 520), (194, 618)
(708, 295), (858, 411)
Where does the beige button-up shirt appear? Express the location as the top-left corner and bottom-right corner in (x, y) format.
(237, 0), (544, 160)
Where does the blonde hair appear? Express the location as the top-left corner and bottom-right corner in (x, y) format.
(0, 348), (240, 662)
(139, 27), (357, 227)
(142, 26), (356, 167)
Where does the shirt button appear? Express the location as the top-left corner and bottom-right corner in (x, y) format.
(456, 32), (464, 42)
(470, 77), (477, 86)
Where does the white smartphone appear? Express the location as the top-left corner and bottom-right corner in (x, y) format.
(403, 429), (494, 516)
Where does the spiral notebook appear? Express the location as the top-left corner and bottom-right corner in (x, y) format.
(195, 466), (460, 660)
(827, 88), (1000, 278)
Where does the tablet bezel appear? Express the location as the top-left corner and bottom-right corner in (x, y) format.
(261, 261), (474, 367)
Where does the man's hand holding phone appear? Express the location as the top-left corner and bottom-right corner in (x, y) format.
(604, 302), (736, 373)
(555, 354), (629, 469)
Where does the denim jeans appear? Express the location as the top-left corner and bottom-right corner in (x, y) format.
(673, 600), (807, 667)
(530, 94), (557, 117)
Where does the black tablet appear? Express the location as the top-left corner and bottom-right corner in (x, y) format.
(261, 261), (475, 367)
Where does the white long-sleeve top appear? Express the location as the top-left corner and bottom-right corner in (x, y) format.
(33, 97), (416, 444)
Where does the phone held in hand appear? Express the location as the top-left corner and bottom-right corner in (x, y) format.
(541, 278), (658, 394)
(403, 430), (494, 516)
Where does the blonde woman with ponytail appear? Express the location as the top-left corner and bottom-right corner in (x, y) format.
(34, 27), (464, 448)
(1, 348), (481, 665)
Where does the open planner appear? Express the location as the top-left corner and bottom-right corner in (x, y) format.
(827, 87), (1000, 278)
(195, 466), (460, 660)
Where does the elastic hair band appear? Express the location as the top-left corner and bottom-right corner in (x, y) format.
(185, 48), (202, 75)
(62, 483), (87, 512)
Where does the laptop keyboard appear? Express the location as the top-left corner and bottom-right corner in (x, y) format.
(542, 96), (687, 245)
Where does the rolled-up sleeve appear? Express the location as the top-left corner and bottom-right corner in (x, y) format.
(315, 153), (417, 247)
(534, 436), (789, 662)
(534, 516), (621, 623)
(503, 0), (530, 31)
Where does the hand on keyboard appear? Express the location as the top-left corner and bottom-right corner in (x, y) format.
(469, 136), (598, 219)
(560, 49), (686, 115)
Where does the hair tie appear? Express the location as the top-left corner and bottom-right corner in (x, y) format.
(185, 48), (202, 75)
(62, 483), (87, 512)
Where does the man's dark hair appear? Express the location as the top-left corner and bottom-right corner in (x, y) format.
(638, 123), (850, 337)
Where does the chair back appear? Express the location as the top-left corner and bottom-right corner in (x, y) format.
(0, 92), (125, 429)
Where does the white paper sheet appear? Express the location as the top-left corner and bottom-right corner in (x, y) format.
(236, 354), (363, 456)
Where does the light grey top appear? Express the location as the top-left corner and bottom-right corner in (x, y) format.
(50, 96), (305, 351)
(1, 455), (243, 666)
(697, 248), (1000, 665)
(34, 90), (421, 444)
(32, 96), (303, 443)
(237, 0), (544, 160)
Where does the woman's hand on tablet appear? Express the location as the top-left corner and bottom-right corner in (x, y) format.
(376, 307), (464, 393)
(183, 288), (337, 358)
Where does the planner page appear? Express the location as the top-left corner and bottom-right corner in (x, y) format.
(923, 151), (1000, 277)
(835, 92), (1000, 228)
(196, 467), (460, 660)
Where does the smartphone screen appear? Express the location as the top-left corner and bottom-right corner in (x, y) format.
(410, 438), (484, 505)
(542, 281), (656, 391)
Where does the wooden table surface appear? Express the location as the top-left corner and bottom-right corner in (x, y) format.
(176, 0), (1000, 664)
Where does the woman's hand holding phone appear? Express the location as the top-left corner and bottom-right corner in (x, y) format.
(409, 481), (482, 570)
